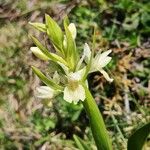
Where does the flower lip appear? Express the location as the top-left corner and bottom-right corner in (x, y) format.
(63, 69), (86, 104)
(67, 71), (82, 91)
(63, 84), (85, 104)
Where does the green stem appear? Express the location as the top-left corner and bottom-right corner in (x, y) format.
(82, 84), (112, 150)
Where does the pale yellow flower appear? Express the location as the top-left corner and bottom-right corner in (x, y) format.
(83, 43), (113, 82)
(63, 69), (85, 104)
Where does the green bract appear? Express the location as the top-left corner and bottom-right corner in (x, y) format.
(45, 14), (64, 52)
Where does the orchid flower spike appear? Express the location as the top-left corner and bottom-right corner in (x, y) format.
(30, 15), (113, 105)
(83, 43), (113, 82)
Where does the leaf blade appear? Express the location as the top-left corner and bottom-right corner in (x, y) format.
(45, 14), (63, 52)
(73, 135), (90, 150)
(127, 122), (150, 150)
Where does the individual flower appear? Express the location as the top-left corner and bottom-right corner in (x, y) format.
(30, 47), (49, 60)
(83, 43), (113, 82)
(35, 86), (55, 99)
(63, 69), (85, 104)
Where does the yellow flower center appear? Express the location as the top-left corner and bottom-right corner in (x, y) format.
(68, 79), (79, 91)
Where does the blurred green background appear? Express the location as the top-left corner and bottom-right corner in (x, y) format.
(0, 0), (150, 149)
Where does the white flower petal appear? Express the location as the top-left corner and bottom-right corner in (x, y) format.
(63, 85), (85, 104)
(98, 56), (112, 68)
(76, 43), (91, 70)
(76, 55), (85, 70)
(91, 50), (112, 72)
(95, 50), (112, 62)
(68, 23), (77, 39)
(99, 69), (113, 82)
(36, 86), (54, 99)
(63, 86), (73, 103)
(68, 68), (85, 81)
(83, 43), (91, 62)
(75, 84), (85, 102)
(30, 47), (49, 61)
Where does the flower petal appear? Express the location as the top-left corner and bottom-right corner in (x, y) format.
(75, 84), (85, 102)
(95, 50), (112, 62)
(63, 84), (85, 104)
(83, 43), (91, 62)
(76, 43), (91, 70)
(63, 86), (73, 103)
(92, 50), (112, 71)
(68, 68), (85, 81)
(98, 56), (112, 68)
(36, 86), (54, 99)
(99, 69), (113, 82)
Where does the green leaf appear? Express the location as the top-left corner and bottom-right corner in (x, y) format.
(45, 14), (63, 52)
(63, 17), (78, 71)
(32, 66), (63, 90)
(127, 122), (150, 150)
(29, 22), (46, 32)
(30, 35), (68, 66)
(73, 135), (90, 150)
(141, 12), (150, 27)
(82, 83), (112, 150)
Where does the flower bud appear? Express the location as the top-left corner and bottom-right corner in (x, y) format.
(68, 23), (77, 39)
(30, 47), (49, 60)
(36, 86), (54, 99)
